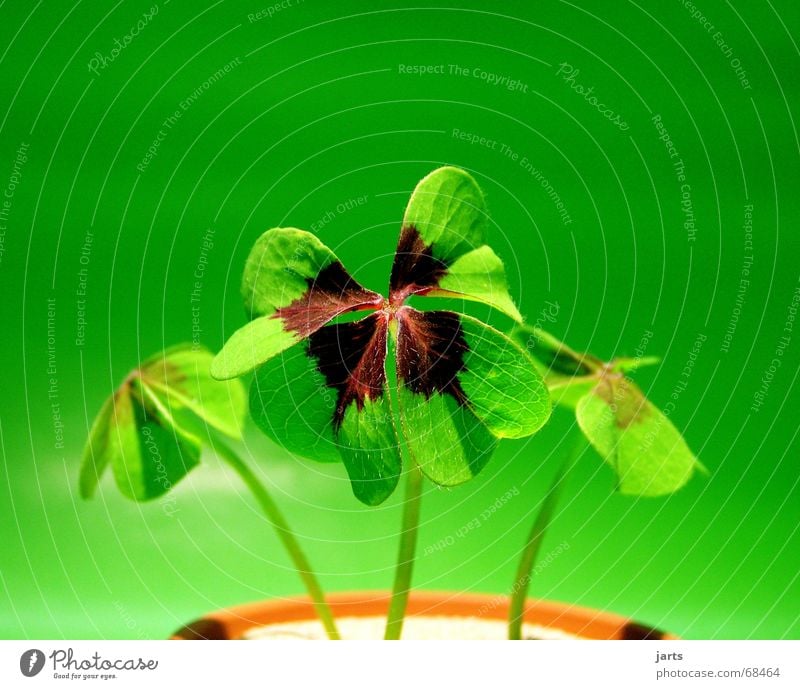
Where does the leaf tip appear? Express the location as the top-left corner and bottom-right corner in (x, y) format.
(209, 352), (234, 381)
(694, 457), (710, 477)
(77, 472), (97, 500)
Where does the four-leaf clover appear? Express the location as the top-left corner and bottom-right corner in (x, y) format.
(211, 167), (551, 505)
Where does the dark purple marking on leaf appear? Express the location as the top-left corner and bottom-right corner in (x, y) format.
(275, 261), (382, 338)
(307, 312), (388, 429)
(593, 375), (649, 429)
(140, 360), (187, 395)
(389, 225), (447, 302)
(396, 307), (468, 405)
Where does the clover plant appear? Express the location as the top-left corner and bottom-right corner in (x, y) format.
(79, 344), (341, 639)
(505, 325), (704, 639)
(211, 166), (551, 637)
(79, 167), (703, 642)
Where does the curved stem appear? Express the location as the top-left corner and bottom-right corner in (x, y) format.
(384, 462), (424, 640)
(508, 431), (584, 640)
(212, 436), (341, 640)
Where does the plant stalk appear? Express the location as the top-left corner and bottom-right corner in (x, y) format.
(508, 431), (584, 640)
(384, 462), (424, 640)
(212, 436), (341, 640)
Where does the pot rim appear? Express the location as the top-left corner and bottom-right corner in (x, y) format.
(171, 590), (677, 640)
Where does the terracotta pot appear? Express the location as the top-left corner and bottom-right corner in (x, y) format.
(171, 591), (677, 640)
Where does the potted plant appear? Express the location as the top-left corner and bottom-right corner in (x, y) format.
(80, 166), (702, 640)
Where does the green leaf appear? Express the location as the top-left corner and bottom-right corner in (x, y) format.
(213, 228), (381, 380)
(79, 395), (115, 499)
(242, 229), (321, 315)
(337, 395), (402, 506)
(241, 227), (335, 316)
(610, 355), (661, 373)
(575, 376), (701, 496)
(102, 390), (142, 499)
(249, 342), (341, 463)
(434, 245), (522, 321)
(458, 315), (551, 439)
(392, 167), (521, 321)
(402, 166), (488, 262)
(250, 315), (402, 505)
(510, 325), (702, 495)
(211, 315), (300, 380)
(396, 385), (496, 486)
(104, 386), (201, 501)
(392, 310), (546, 487)
(80, 346), (247, 502)
(142, 345), (246, 438)
(546, 375), (597, 411)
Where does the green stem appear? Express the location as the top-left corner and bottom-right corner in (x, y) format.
(384, 462), (424, 640)
(212, 436), (341, 640)
(508, 431), (584, 640)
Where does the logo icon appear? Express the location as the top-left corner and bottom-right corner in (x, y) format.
(20, 649), (45, 677)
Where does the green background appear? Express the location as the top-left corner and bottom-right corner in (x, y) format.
(1, 1), (798, 640)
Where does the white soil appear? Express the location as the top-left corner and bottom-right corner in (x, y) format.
(244, 615), (578, 640)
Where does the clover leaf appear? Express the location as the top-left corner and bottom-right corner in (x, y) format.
(511, 324), (704, 496)
(212, 166), (551, 505)
(80, 344), (246, 501)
